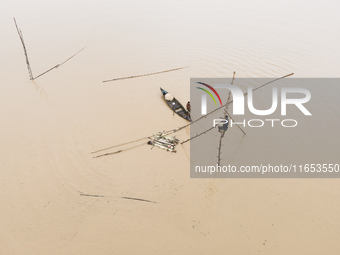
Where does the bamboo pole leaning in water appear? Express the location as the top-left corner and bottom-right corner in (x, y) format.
(79, 191), (157, 203)
(181, 126), (215, 144)
(33, 47), (86, 80)
(91, 135), (152, 154)
(102, 66), (189, 83)
(225, 71), (236, 110)
(93, 142), (147, 158)
(13, 18), (34, 80)
(223, 71), (246, 135)
(14, 17), (85, 80)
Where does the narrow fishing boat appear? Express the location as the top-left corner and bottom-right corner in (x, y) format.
(160, 87), (191, 121)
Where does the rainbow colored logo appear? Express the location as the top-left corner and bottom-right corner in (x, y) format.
(196, 82), (222, 106)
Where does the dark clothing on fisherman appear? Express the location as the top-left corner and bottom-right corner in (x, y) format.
(218, 115), (229, 132)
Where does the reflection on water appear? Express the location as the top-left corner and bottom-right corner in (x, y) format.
(1, 0), (340, 254)
(31, 80), (49, 102)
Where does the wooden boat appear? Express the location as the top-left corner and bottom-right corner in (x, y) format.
(160, 88), (191, 121)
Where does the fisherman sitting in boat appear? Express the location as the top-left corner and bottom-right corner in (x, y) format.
(186, 101), (191, 112)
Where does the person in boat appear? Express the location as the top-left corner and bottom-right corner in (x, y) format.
(186, 101), (191, 112)
(185, 101), (191, 121)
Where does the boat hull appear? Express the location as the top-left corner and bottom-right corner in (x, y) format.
(160, 88), (191, 121)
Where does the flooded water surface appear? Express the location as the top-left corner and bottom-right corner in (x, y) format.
(1, 0), (340, 254)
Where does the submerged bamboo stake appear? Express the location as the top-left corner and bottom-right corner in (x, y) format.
(102, 66), (189, 83)
(14, 18), (34, 80)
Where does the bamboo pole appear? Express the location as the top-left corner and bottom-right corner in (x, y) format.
(225, 71), (236, 109)
(181, 126), (215, 144)
(103, 66), (189, 83)
(93, 142), (146, 157)
(33, 47), (86, 80)
(223, 71), (246, 135)
(14, 18), (34, 80)
(225, 109), (245, 135)
(217, 71), (236, 165)
(91, 136), (151, 154)
(79, 192), (157, 203)
(217, 131), (224, 166)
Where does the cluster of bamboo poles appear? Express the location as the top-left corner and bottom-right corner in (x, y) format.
(14, 18), (188, 82)
(13, 18), (294, 164)
(91, 72), (294, 160)
(14, 18), (86, 80)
